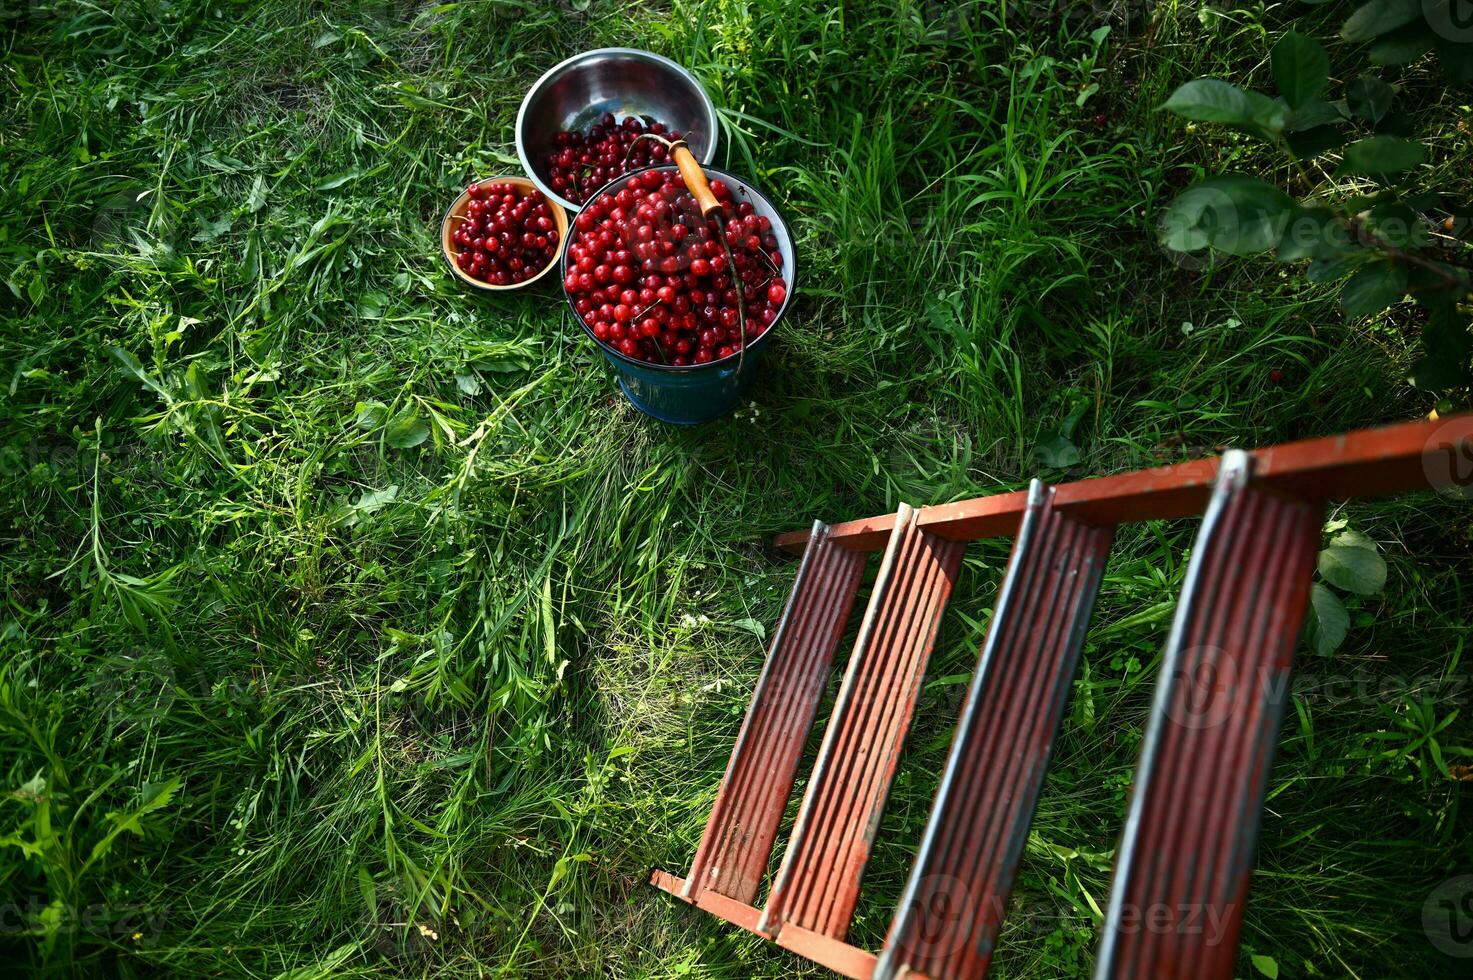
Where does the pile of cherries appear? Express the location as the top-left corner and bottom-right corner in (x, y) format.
(563, 167), (788, 366)
(543, 113), (682, 206)
(450, 181), (559, 286)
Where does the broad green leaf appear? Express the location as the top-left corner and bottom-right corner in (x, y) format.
(1251, 953), (1280, 979)
(1161, 176), (1294, 256)
(1307, 254), (1361, 282)
(1287, 125), (1346, 159)
(356, 864), (376, 919)
(1410, 354), (1473, 391)
(1272, 31), (1329, 108)
(1318, 533), (1387, 595)
(733, 617), (766, 642)
(1369, 24), (1437, 64)
(1285, 99), (1346, 131)
(1373, 111), (1416, 138)
(454, 370), (482, 396)
(1339, 261), (1408, 316)
(1410, 266), (1472, 305)
(384, 410), (430, 449)
(1277, 207), (1350, 262)
(1160, 79), (1286, 139)
(1367, 201), (1425, 246)
(316, 171), (362, 190)
(1034, 432), (1081, 468)
(1309, 583), (1350, 655)
(1342, 0), (1423, 42)
(246, 174), (268, 213)
(1409, 309), (1473, 390)
(353, 485), (399, 514)
(1343, 189), (1397, 213)
(1435, 39), (1473, 85)
(1339, 135), (1425, 176)
(549, 851), (592, 886)
(354, 400), (387, 430)
(109, 346), (175, 404)
(1332, 528), (1378, 550)
(194, 214), (233, 242)
(1346, 75), (1395, 122)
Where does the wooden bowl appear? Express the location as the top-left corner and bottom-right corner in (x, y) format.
(440, 176), (568, 292)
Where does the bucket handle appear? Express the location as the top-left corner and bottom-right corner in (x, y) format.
(624, 133), (750, 376)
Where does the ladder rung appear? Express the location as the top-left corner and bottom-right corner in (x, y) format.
(875, 481), (1114, 980)
(1094, 451), (1322, 980)
(651, 418), (1452, 978)
(682, 520), (869, 906)
(761, 503), (966, 944)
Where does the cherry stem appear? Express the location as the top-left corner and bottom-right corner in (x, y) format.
(647, 331), (670, 365)
(631, 299), (669, 364)
(623, 132), (679, 171)
(712, 212), (749, 374)
(755, 246), (780, 277)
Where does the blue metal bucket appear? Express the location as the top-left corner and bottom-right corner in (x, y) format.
(563, 165), (797, 426)
(608, 327), (776, 425)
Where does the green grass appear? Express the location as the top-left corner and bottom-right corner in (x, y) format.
(2, 1), (1470, 977)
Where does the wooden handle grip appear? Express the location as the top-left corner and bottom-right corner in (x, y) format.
(673, 144), (720, 220)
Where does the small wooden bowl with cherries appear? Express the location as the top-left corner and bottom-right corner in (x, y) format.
(440, 176), (568, 291)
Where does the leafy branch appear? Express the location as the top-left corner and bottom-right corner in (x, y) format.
(1157, 2), (1473, 393)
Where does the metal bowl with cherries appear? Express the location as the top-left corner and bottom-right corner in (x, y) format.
(516, 48), (718, 213)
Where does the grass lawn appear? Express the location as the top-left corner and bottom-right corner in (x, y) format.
(2, 1), (1471, 976)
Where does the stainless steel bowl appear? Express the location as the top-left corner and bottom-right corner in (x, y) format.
(516, 48), (719, 213)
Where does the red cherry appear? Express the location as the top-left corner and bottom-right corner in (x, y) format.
(455, 182), (558, 285)
(561, 167), (787, 366)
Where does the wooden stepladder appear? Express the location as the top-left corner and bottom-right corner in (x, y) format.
(650, 415), (1471, 979)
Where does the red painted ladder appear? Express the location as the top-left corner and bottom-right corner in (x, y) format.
(651, 415), (1472, 979)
